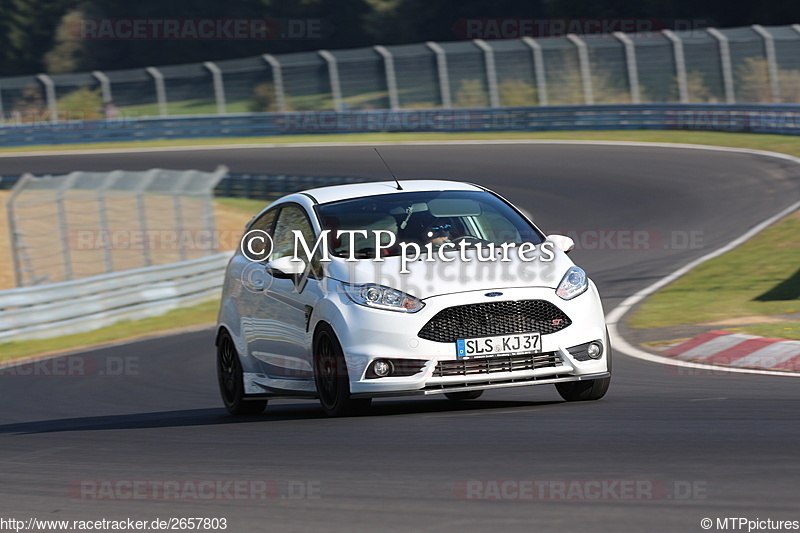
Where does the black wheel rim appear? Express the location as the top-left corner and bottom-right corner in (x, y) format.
(218, 336), (238, 404)
(315, 333), (338, 409)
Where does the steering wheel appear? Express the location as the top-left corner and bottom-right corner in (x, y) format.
(450, 235), (492, 245)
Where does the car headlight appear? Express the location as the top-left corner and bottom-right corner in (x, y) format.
(556, 266), (588, 300)
(342, 283), (425, 313)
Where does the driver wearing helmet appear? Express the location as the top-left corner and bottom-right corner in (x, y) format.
(421, 221), (452, 248)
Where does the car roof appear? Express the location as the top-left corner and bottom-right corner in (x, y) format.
(303, 180), (484, 204)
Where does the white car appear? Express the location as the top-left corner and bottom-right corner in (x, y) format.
(216, 180), (610, 416)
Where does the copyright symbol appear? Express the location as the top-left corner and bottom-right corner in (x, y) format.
(240, 261), (273, 294)
(701, 518), (712, 529)
(241, 229), (273, 262)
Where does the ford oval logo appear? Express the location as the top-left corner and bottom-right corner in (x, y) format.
(484, 292), (503, 297)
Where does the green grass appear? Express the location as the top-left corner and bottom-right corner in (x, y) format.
(727, 323), (800, 341)
(630, 211), (800, 329)
(0, 298), (219, 363)
(214, 196), (272, 214)
(119, 99), (253, 117)
(4, 130), (800, 156)
(115, 90), (392, 117)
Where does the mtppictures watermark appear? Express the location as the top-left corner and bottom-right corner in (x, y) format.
(240, 229), (557, 274)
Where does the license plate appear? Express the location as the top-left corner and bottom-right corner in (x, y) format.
(456, 332), (541, 358)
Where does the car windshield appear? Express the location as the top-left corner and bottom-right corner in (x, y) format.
(315, 190), (543, 259)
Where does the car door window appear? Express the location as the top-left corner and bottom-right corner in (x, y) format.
(249, 208), (277, 235)
(271, 205), (322, 278)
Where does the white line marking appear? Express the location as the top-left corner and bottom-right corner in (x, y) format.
(688, 397), (728, 402)
(600, 145), (800, 377)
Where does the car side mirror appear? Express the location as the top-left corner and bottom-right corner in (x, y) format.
(547, 234), (575, 254)
(266, 256), (307, 278)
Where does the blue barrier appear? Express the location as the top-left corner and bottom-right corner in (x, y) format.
(0, 172), (374, 193)
(2, 104), (800, 147)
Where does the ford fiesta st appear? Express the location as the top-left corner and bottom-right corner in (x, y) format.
(216, 180), (611, 416)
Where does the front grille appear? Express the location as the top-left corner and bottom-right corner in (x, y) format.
(418, 300), (571, 343)
(434, 352), (561, 377)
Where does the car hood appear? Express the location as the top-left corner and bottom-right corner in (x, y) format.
(325, 245), (575, 299)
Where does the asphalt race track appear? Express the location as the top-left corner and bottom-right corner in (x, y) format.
(1, 143), (799, 532)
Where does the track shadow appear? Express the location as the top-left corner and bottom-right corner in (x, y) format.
(754, 267), (800, 301)
(0, 399), (563, 435)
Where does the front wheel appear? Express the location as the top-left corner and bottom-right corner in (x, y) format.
(555, 377), (610, 401)
(217, 331), (267, 415)
(313, 324), (372, 417)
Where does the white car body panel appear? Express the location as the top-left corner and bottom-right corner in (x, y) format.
(217, 180), (610, 403)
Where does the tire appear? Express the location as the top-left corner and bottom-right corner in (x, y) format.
(555, 333), (612, 402)
(217, 331), (268, 415)
(445, 391), (484, 400)
(313, 324), (372, 417)
(555, 377), (610, 401)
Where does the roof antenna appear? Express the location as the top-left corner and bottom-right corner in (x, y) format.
(374, 147), (403, 190)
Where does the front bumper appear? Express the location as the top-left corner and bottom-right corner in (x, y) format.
(350, 371), (610, 399)
(324, 283), (609, 397)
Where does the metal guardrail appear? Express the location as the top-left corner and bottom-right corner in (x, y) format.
(0, 252), (231, 342)
(0, 172), (373, 195)
(215, 173), (373, 199)
(0, 104), (799, 147)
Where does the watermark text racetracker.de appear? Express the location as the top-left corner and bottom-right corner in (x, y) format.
(452, 18), (714, 39)
(0, 355), (139, 377)
(69, 479), (320, 501)
(75, 18), (332, 40)
(667, 110), (800, 134)
(69, 229), (243, 251)
(454, 479), (707, 501)
(551, 229), (704, 251)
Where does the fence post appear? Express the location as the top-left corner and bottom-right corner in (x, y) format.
(171, 170), (194, 261)
(55, 172), (81, 281)
(319, 50), (343, 112)
(707, 28), (735, 104)
(36, 74), (58, 123)
(204, 61), (227, 114)
(97, 170), (123, 273)
(92, 70), (112, 103)
(566, 34), (593, 105)
(522, 37), (548, 106)
(205, 166), (228, 255)
(135, 170), (160, 267)
(752, 25), (781, 103)
(662, 30), (689, 103)
(374, 45), (400, 110)
(426, 42), (452, 108)
(614, 32), (641, 104)
(473, 39), (500, 108)
(146, 67), (168, 116)
(6, 174), (32, 287)
(262, 54), (286, 112)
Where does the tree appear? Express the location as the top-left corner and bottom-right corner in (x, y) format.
(0, 0), (79, 76)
